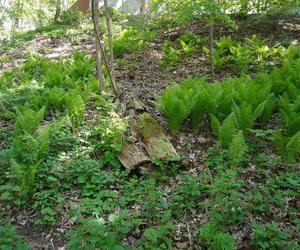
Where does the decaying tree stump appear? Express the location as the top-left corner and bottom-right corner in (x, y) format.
(138, 113), (179, 161)
(117, 112), (179, 170)
(117, 142), (150, 170)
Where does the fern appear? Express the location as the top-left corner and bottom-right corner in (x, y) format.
(68, 51), (93, 81)
(232, 101), (254, 131)
(273, 130), (300, 163)
(210, 114), (221, 137)
(232, 99), (267, 132)
(286, 131), (300, 163)
(259, 94), (277, 126)
(228, 130), (246, 166)
(10, 159), (38, 197)
(42, 63), (65, 88)
(191, 84), (219, 131)
(217, 113), (237, 149)
(45, 87), (65, 110)
(279, 95), (300, 136)
(158, 83), (193, 133)
(65, 92), (85, 129)
(14, 106), (45, 134)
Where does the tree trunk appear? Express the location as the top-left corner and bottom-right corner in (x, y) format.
(91, 0), (105, 91)
(103, 0), (116, 88)
(54, 0), (62, 23)
(208, 20), (215, 78)
(140, 0), (146, 14)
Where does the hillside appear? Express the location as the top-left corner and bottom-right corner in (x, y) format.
(1, 3), (300, 250)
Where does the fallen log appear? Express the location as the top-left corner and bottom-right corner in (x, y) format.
(117, 142), (150, 170)
(138, 113), (180, 161)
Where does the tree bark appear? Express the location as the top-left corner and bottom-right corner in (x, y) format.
(103, 0), (116, 88)
(92, 0), (118, 95)
(54, 0), (62, 23)
(140, 0), (146, 14)
(91, 0), (105, 91)
(208, 20), (215, 78)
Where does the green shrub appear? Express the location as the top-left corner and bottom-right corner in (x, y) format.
(251, 222), (290, 250)
(60, 10), (83, 25)
(159, 40), (181, 68)
(14, 106), (45, 134)
(65, 92), (85, 129)
(0, 223), (31, 250)
(158, 79), (199, 133)
(198, 220), (235, 250)
(67, 212), (136, 250)
(113, 28), (155, 57)
(273, 130), (300, 163)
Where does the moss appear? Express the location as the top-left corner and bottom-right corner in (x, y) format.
(138, 113), (163, 140)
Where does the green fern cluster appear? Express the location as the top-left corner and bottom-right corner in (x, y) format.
(65, 91), (86, 129)
(272, 88), (300, 162)
(211, 114), (246, 166)
(273, 130), (300, 163)
(68, 51), (94, 81)
(1, 51), (100, 198)
(159, 56), (300, 163)
(158, 78), (205, 133)
(206, 35), (300, 74)
(14, 106), (45, 134)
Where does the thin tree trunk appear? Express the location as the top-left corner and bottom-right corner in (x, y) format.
(54, 0), (62, 23)
(140, 0), (146, 14)
(91, 0), (118, 95)
(103, 0), (116, 88)
(91, 0), (105, 91)
(208, 20), (215, 79)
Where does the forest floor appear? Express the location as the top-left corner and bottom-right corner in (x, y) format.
(0, 14), (300, 249)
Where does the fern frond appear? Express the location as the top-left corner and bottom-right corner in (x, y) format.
(228, 130), (246, 167)
(253, 100), (268, 121)
(219, 113), (237, 149)
(259, 94), (277, 126)
(286, 131), (300, 163)
(65, 93), (85, 129)
(232, 101), (253, 131)
(14, 106), (45, 134)
(210, 114), (221, 137)
(158, 83), (193, 133)
(287, 115), (300, 136)
(273, 129), (288, 161)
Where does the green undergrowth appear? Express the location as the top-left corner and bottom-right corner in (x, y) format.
(113, 28), (156, 58)
(0, 51), (127, 224)
(159, 33), (299, 75)
(159, 48), (300, 163)
(1, 13), (300, 250)
(159, 33), (208, 68)
(206, 35), (300, 74)
(0, 222), (31, 249)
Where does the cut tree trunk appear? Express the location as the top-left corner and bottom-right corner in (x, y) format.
(138, 113), (179, 161)
(117, 142), (150, 170)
